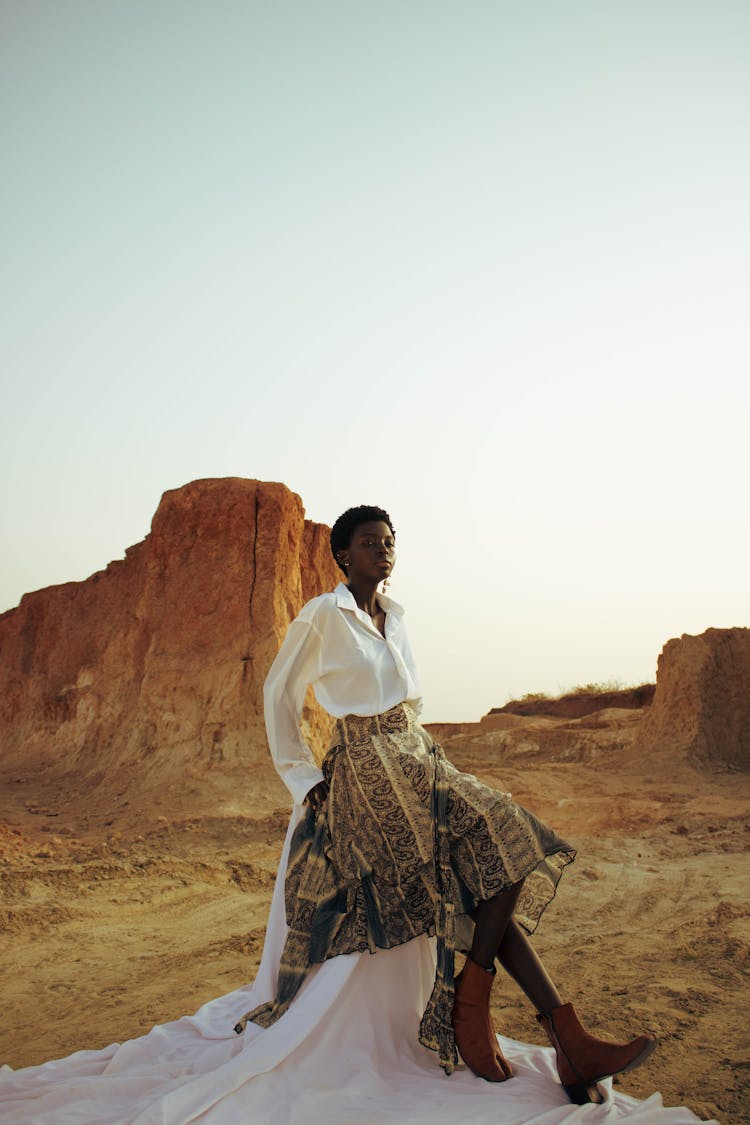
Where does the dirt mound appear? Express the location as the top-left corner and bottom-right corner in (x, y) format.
(423, 722), (483, 742)
(454, 711), (645, 765)
(489, 684), (655, 720)
(641, 627), (750, 768)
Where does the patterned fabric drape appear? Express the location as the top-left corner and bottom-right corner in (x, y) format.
(235, 703), (575, 1074)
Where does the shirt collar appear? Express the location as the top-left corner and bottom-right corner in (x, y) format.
(334, 581), (404, 618)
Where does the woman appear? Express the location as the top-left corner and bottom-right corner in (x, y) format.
(234, 505), (656, 1106)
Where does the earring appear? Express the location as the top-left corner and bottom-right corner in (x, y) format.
(382, 577), (389, 591)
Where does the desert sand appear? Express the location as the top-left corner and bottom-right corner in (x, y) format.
(2, 710), (747, 1124)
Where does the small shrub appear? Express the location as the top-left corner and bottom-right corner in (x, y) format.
(567, 680), (627, 696)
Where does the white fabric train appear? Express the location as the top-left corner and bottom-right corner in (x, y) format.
(0, 807), (715, 1124)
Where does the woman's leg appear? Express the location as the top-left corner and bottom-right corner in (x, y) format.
(496, 918), (655, 1105)
(452, 882), (524, 1082)
(457, 881), (655, 1099)
(469, 881), (523, 968)
(496, 918), (562, 1013)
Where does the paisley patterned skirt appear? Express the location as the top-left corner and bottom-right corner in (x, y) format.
(235, 702), (575, 1074)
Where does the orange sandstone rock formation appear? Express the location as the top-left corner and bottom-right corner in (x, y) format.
(0, 479), (341, 804)
(641, 627), (750, 768)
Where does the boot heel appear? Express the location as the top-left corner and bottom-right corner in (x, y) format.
(563, 1082), (605, 1105)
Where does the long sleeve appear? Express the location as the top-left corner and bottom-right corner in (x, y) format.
(263, 614), (325, 806)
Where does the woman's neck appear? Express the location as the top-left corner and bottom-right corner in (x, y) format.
(346, 579), (381, 618)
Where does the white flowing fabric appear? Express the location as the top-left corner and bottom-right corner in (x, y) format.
(0, 808), (714, 1125)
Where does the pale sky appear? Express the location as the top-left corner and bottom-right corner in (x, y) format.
(2, 1), (749, 722)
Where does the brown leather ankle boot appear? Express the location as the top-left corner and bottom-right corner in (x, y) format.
(537, 1003), (656, 1104)
(451, 957), (513, 1082)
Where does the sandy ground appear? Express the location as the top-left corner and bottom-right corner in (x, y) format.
(1, 728), (748, 1124)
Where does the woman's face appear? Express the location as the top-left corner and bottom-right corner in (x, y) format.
(342, 520), (396, 584)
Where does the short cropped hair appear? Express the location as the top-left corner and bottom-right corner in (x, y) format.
(330, 505), (395, 575)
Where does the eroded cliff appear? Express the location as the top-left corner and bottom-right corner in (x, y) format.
(640, 627), (750, 768)
(0, 479), (341, 807)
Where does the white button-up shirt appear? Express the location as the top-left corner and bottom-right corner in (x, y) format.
(264, 582), (422, 805)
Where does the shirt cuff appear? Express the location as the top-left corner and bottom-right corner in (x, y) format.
(282, 762), (326, 807)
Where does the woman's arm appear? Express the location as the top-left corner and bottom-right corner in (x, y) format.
(263, 613), (326, 806)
